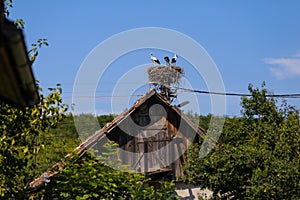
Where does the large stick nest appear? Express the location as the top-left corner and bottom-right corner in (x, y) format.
(147, 66), (184, 86)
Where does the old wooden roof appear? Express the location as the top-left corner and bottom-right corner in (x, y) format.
(29, 89), (206, 191)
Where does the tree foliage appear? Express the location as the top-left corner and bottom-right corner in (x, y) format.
(36, 148), (178, 200)
(72, 114), (116, 140)
(0, 84), (68, 199)
(34, 114), (80, 175)
(185, 83), (300, 199)
(34, 113), (117, 175)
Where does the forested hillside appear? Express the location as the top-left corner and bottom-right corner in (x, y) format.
(34, 114), (116, 175)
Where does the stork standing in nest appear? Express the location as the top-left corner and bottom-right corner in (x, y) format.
(150, 54), (160, 65)
(164, 56), (170, 65)
(171, 54), (177, 65)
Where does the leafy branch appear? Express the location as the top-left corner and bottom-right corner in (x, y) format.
(28, 38), (49, 64)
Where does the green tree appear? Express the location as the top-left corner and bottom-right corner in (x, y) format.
(34, 114), (81, 175)
(33, 113), (117, 175)
(186, 111), (212, 132)
(0, 3), (68, 198)
(39, 151), (178, 200)
(185, 83), (300, 199)
(72, 114), (116, 140)
(0, 84), (68, 199)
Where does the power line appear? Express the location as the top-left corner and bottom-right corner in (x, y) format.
(176, 87), (300, 98)
(62, 95), (143, 99)
(35, 81), (300, 99)
(61, 92), (300, 99)
(43, 83), (300, 99)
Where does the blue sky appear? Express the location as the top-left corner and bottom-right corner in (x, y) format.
(9, 1), (300, 116)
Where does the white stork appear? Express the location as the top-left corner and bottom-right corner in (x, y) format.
(150, 54), (160, 65)
(164, 56), (170, 65)
(171, 54), (177, 65)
